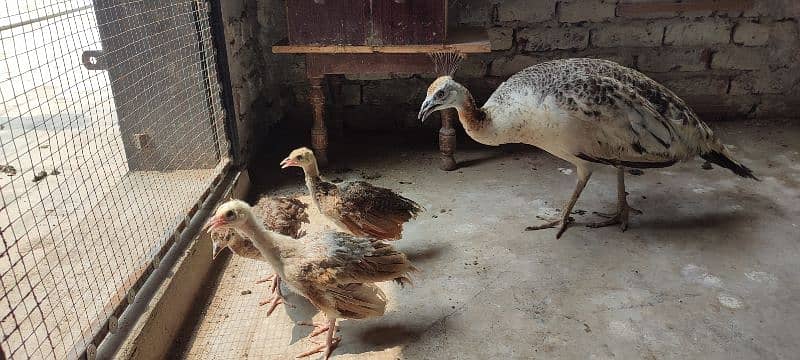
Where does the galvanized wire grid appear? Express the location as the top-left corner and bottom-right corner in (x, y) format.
(0, 0), (229, 358)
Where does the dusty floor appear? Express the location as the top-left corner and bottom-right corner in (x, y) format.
(177, 119), (799, 359)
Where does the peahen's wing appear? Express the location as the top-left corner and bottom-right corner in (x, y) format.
(551, 73), (715, 167)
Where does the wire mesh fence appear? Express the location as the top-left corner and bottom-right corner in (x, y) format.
(0, 0), (231, 358)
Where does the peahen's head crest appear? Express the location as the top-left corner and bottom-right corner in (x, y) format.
(429, 50), (465, 77)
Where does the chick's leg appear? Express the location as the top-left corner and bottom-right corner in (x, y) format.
(259, 276), (292, 316)
(588, 167), (641, 231)
(526, 167), (592, 239)
(296, 318), (340, 359)
(255, 273), (275, 284)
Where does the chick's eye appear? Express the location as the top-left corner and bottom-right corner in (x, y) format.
(297, 155), (304, 160)
(224, 210), (235, 221)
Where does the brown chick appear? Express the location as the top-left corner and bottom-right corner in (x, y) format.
(257, 195), (309, 239)
(280, 147), (423, 240)
(212, 195), (309, 315)
(205, 200), (417, 359)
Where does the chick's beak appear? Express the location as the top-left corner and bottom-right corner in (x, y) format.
(211, 241), (224, 260)
(203, 215), (224, 233)
(280, 157), (297, 169)
(418, 98), (436, 122)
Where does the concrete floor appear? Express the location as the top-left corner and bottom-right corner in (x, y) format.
(177, 119), (799, 359)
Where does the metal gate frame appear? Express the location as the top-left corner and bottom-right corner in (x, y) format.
(71, 0), (242, 358)
(0, 0), (242, 357)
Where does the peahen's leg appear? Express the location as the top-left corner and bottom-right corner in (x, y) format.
(588, 167), (641, 231)
(526, 167), (592, 239)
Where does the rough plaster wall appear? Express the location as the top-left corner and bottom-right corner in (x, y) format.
(227, 0), (800, 138)
(221, 0), (296, 161)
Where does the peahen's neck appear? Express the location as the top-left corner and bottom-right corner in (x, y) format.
(454, 88), (495, 144)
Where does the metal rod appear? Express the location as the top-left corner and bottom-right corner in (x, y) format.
(208, 0), (242, 167)
(192, 0), (223, 161)
(0, 5), (93, 32)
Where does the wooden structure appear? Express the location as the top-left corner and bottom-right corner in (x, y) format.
(273, 1), (490, 170)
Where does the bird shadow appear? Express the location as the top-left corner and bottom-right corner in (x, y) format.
(456, 151), (510, 169)
(335, 321), (436, 356)
(281, 290), (322, 344)
(633, 211), (750, 232)
(354, 322), (429, 346)
(403, 243), (450, 264)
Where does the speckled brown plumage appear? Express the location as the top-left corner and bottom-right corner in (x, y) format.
(312, 178), (422, 240)
(205, 200), (417, 358)
(216, 195), (309, 260)
(282, 147), (423, 240)
(256, 195), (309, 239)
(293, 232), (417, 319)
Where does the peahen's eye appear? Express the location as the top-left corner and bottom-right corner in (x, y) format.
(224, 210), (236, 221)
(435, 90), (446, 100)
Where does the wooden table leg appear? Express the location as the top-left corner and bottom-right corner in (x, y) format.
(439, 108), (457, 171)
(308, 76), (328, 166)
(328, 75), (345, 138)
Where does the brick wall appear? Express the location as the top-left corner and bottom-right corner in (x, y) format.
(240, 0), (800, 137)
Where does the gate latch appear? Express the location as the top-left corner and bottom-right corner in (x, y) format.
(81, 50), (107, 70)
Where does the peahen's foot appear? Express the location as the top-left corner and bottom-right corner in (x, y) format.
(588, 204), (640, 232)
(593, 206), (642, 218)
(525, 216), (575, 239)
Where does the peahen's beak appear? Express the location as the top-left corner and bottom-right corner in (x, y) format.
(418, 98), (437, 122)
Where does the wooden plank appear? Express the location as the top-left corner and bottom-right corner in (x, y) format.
(371, 0), (447, 45)
(273, 28), (490, 54)
(286, 0), (369, 45)
(306, 53), (436, 77)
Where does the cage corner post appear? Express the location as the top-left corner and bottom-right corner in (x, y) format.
(208, 0), (242, 168)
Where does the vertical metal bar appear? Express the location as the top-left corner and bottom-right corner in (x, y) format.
(191, 0), (222, 161)
(207, 0), (242, 167)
